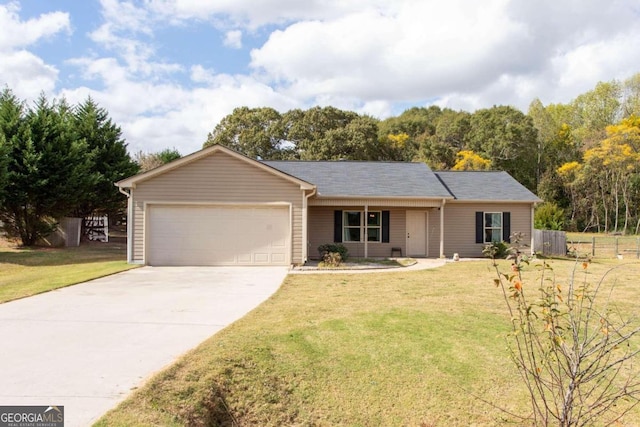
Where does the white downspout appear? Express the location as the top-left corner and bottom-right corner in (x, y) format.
(302, 187), (317, 264)
(440, 199), (446, 258)
(118, 186), (133, 264)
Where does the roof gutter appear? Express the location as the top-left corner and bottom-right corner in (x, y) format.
(444, 198), (543, 204)
(314, 195), (455, 200)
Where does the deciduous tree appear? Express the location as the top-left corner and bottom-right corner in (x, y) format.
(452, 150), (491, 170)
(621, 73), (640, 118)
(204, 106), (287, 159)
(135, 148), (181, 172)
(467, 106), (538, 189)
(571, 81), (622, 145)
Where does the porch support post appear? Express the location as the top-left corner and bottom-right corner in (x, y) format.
(439, 199), (446, 258)
(302, 192), (308, 263)
(364, 204), (368, 258)
(302, 187), (317, 264)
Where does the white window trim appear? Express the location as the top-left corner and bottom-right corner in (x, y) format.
(343, 210), (382, 243)
(484, 212), (503, 243)
(343, 211), (362, 242)
(366, 211), (382, 243)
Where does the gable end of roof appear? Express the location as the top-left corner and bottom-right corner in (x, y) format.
(115, 144), (314, 190)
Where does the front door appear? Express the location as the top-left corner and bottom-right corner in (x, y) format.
(406, 211), (427, 257)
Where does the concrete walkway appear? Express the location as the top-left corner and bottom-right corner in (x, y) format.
(289, 258), (447, 274)
(0, 266), (287, 427)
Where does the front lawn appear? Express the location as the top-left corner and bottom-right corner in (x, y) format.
(96, 258), (640, 426)
(0, 240), (137, 303)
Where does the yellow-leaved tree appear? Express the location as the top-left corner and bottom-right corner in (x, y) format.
(558, 116), (640, 233)
(452, 150), (492, 171)
(386, 132), (409, 150)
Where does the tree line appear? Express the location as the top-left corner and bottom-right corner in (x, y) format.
(1, 72), (638, 246)
(206, 73), (640, 234)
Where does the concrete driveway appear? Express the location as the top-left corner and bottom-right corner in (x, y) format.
(0, 266), (288, 427)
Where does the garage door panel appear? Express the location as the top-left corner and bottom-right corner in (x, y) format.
(147, 205), (290, 266)
(254, 253), (269, 263)
(271, 253), (285, 263)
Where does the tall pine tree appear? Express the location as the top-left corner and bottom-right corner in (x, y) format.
(72, 97), (138, 221)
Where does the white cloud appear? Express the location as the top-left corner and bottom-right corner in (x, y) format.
(0, 2), (70, 51)
(62, 56), (302, 154)
(223, 30), (242, 48)
(190, 65), (216, 84)
(0, 50), (59, 98)
(96, 0), (153, 34)
(19, 0), (637, 157)
(0, 2), (70, 99)
(250, 1), (531, 102)
(87, 0), (183, 77)
(247, 0), (640, 111)
(147, 0), (391, 29)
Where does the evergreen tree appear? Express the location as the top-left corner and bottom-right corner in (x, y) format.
(72, 97), (139, 220)
(0, 91), (138, 245)
(0, 94), (94, 245)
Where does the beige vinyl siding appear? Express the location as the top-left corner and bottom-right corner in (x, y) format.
(308, 207), (406, 259)
(132, 200), (145, 261)
(308, 207), (334, 259)
(130, 151), (304, 264)
(443, 202), (533, 258)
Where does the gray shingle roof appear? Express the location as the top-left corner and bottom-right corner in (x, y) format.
(435, 171), (541, 202)
(263, 161), (453, 198)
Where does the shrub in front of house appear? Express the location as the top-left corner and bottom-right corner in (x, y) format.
(321, 251), (342, 267)
(317, 243), (349, 263)
(482, 240), (511, 259)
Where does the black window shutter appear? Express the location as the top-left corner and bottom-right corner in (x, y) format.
(475, 211), (483, 244)
(503, 212), (511, 243)
(382, 211), (390, 243)
(334, 210), (343, 243)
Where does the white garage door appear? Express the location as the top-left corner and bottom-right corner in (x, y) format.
(147, 205), (290, 266)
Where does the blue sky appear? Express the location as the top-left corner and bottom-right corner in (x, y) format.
(1, 0), (640, 155)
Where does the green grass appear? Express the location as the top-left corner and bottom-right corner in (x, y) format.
(0, 241), (137, 303)
(95, 258), (640, 426)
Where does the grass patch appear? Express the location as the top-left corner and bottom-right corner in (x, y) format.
(0, 241), (137, 303)
(96, 258), (640, 426)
